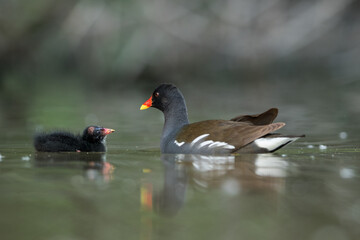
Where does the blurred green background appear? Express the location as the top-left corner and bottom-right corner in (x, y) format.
(1, 0), (360, 83)
(0, 0), (359, 140)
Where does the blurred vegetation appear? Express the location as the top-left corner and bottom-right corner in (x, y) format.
(0, 0), (360, 135)
(1, 0), (360, 88)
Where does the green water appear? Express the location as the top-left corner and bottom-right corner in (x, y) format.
(0, 80), (359, 240)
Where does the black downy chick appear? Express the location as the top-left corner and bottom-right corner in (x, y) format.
(34, 126), (115, 152)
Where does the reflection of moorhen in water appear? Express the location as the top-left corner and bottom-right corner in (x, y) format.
(140, 84), (304, 154)
(190, 154), (292, 193)
(150, 153), (296, 217)
(34, 126), (115, 152)
(152, 155), (189, 217)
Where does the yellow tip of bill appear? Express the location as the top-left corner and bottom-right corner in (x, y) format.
(140, 104), (150, 110)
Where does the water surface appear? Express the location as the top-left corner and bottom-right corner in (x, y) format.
(0, 81), (359, 240)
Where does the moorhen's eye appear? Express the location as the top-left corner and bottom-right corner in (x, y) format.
(154, 92), (159, 97)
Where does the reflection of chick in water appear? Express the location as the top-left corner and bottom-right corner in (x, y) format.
(34, 152), (114, 183)
(84, 160), (114, 183)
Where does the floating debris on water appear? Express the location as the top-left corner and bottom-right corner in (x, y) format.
(281, 154), (287, 157)
(21, 155), (31, 161)
(340, 168), (355, 179)
(319, 145), (327, 150)
(221, 179), (240, 196)
(0, 154), (3, 161)
(339, 132), (348, 139)
(142, 168), (152, 173)
(307, 145), (314, 149)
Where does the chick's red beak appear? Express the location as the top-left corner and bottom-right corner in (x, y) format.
(102, 128), (115, 135)
(140, 96), (152, 110)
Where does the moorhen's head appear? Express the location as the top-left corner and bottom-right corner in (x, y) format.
(82, 126), (115, 143)
(140, 84), (185, 112)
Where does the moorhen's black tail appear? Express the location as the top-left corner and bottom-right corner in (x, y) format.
(235, 133), (306, 153)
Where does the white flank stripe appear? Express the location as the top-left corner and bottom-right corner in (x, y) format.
(254, 137), (299, 151)
(198, 140), (214, 149)
(179, 133), (236, 151)
(208, 142), (224, 148)
(174, 140), (185, 147)
(190, 134), (210, 147)
(223, 144), (236, 150)
(200, 140), (235, 150)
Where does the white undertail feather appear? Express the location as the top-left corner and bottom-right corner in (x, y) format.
(254, 137), (299, 152)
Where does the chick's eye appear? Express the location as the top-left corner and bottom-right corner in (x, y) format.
(154, 92), (159, 97)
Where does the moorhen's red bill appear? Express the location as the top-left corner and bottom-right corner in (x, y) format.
(34, 126), (115, 152)
(140, 84), (304, 154)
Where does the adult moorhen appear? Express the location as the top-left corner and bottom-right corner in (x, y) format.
(34, 126), (115, 152)
(140, 84), (304, 154)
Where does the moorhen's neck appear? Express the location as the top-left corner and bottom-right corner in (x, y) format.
(162, 96), (189, 142)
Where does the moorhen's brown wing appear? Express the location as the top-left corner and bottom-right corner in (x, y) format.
(230, 108), (278, 125)
(175, 120), (285, 151)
